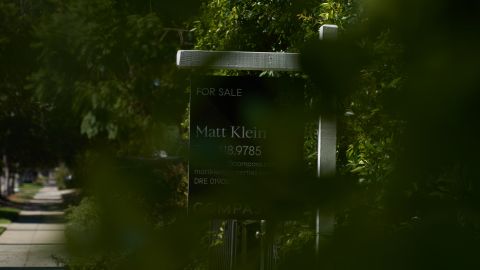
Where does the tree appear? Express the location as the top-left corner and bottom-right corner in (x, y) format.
(29, 0), (203, 159)
(0, 0), (63, 176)
(26, 1), (205, 268)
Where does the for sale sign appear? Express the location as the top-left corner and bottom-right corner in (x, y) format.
(189, 76), (304, 217)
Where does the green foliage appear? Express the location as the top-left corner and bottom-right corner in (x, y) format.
(30, 0), (191, 157)
(303, 122), (318, 170)
(0, 0), (56, 166)
(276, 220), (314, 257)
(64, 197), (115, 270)
(0, 206), (20, 223)
(62, 155), (214, 269)
(297, 0), (359, 37)
(340, 31), (403, 181)
(194, 0), (308, 51)
(66, 197), (100, 240)
(54, 163), (70, 190)
(194, 0), (359, 52)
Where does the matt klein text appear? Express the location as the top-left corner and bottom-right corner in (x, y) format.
(195, 125), (267, 139)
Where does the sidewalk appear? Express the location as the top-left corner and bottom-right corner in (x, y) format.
(0, 185), (67, 268)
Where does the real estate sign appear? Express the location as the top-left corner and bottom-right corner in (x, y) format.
(189, 76), (304, 217)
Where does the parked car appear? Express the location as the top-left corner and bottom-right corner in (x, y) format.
(19, 169), (36, 183)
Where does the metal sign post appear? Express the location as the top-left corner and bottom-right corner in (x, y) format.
(315, 24), (338, 264)
(176, 24), (338, 270)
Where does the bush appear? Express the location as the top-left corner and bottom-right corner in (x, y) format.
(64, 197), (121, 269)
(54, 163), (70, 190)
(0, 207), (20, 222)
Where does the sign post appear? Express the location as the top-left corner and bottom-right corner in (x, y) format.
(315, 24), (338, 263)
(176, 23), (338, 270)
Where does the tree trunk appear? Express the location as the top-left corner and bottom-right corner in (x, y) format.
(1, 154), (8, 197)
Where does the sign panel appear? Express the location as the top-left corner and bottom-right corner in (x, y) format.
(189, 76), (304, 217)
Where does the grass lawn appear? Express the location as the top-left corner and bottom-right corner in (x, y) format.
(0, 207), (20, 221)
(0, 218), (12, 224)
(0, 183), (42, 235)
(0, 207), (20, 235)
(9, 182), (43, 203)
